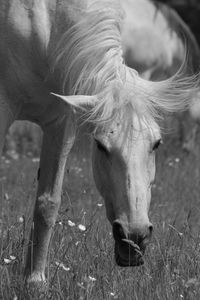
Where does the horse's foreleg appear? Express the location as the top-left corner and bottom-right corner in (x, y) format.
(25, 112), (76, 283)
(0, 100), (15, 158)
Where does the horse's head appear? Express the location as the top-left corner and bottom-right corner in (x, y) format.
(91, 109), (160, 266)
(52, 83), (161, 266)
(52, 67), (196, 266)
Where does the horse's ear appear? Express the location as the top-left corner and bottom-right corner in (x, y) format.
(51, 93), (97, 109)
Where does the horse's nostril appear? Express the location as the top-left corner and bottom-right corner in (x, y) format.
(149, 223), (153, 236)
(113, 221), (126, 241)
(113, 221), (153, 248)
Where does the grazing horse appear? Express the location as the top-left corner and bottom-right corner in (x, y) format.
(0, 0), (197, 283)
(122, 0), (200, 150)
(122, 0), (200, 80)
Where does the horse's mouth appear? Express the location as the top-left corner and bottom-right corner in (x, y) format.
(115, 252), (144, 267)
(114, 241), (145, 267)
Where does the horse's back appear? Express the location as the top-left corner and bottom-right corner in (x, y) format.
(121, 0), (198, 79)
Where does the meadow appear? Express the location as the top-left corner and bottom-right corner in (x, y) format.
(0, 114), (200, 300)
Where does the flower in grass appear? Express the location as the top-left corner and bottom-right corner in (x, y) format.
(10, 255), (16, 261)
(88, 275), (96, 282)
(78, 224), (86, 231)
(97, 203), (103, 207)
(68, 220), (75, 227)
(175, 157), (180, 163)
(62, 265), (70, 272)
(32, 157), (40, 163)
(55, 261), (70, 271)
(110, 292), (118, 298)
(4, 258), (12, 264)
(18, 216), (24, 223)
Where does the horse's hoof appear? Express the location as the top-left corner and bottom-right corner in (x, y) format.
(25, 272), (48, 296)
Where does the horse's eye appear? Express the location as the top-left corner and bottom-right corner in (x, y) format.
(152, 139), (162, 151)
(95, 139), (109, 154)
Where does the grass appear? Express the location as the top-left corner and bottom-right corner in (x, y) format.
(0, 116), (200, 299)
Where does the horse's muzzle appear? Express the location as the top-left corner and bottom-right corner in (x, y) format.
(114, 238), (145, 267)
(112, 220), (153, 267)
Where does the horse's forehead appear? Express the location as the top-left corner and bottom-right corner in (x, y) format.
(97, 114), (160, 144)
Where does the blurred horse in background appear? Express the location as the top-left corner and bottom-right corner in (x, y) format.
(0, 0), (198, 285)
(121, 0), (200, 151)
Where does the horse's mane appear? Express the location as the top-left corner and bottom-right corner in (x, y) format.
(52, 0), (198, 125)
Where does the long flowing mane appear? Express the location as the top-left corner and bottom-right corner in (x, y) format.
(52, 0), (199, 124)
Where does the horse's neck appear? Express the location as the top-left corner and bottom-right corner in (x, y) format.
(51, 0), (88, 36)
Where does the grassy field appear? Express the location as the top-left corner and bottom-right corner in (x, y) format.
(0, 116), (200, 300)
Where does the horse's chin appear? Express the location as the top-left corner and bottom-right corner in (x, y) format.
(114, 242), (145, 267)
(115, 252), (144, 267)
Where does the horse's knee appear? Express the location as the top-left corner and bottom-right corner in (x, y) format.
(36, 193), (60, 228)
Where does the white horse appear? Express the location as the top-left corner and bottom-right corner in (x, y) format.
(122, 0), (200, 80)
(122, 0), (200, 151)
(0, 0), (197, 284)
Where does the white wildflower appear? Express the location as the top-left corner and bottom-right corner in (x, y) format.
(97, 203), (103, 207)
(32, 158), (40, 163)
(62, 265), (70, 272)
(175, 158), (180, 163)
(55, 261), (70, 271)
(4, 258), (12, 264)
(110, 292), (118, 299)
(68, 220), (75, 227)
(88, 276), (96, 282)
(18, 216), (24, 223)
(78, 224), (86, 231)
(10, 255), (16, 260)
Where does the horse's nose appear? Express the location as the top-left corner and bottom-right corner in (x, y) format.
(128, 223), (153, 248)
(112, 220), (153, 267)
(112, 221), (127, 241)
(113, 220), (153, 246)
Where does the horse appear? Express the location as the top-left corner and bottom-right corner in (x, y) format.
(0, 0), (197, 284)
(122, 0), (200, 80)
(121, 0), (200, 151)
